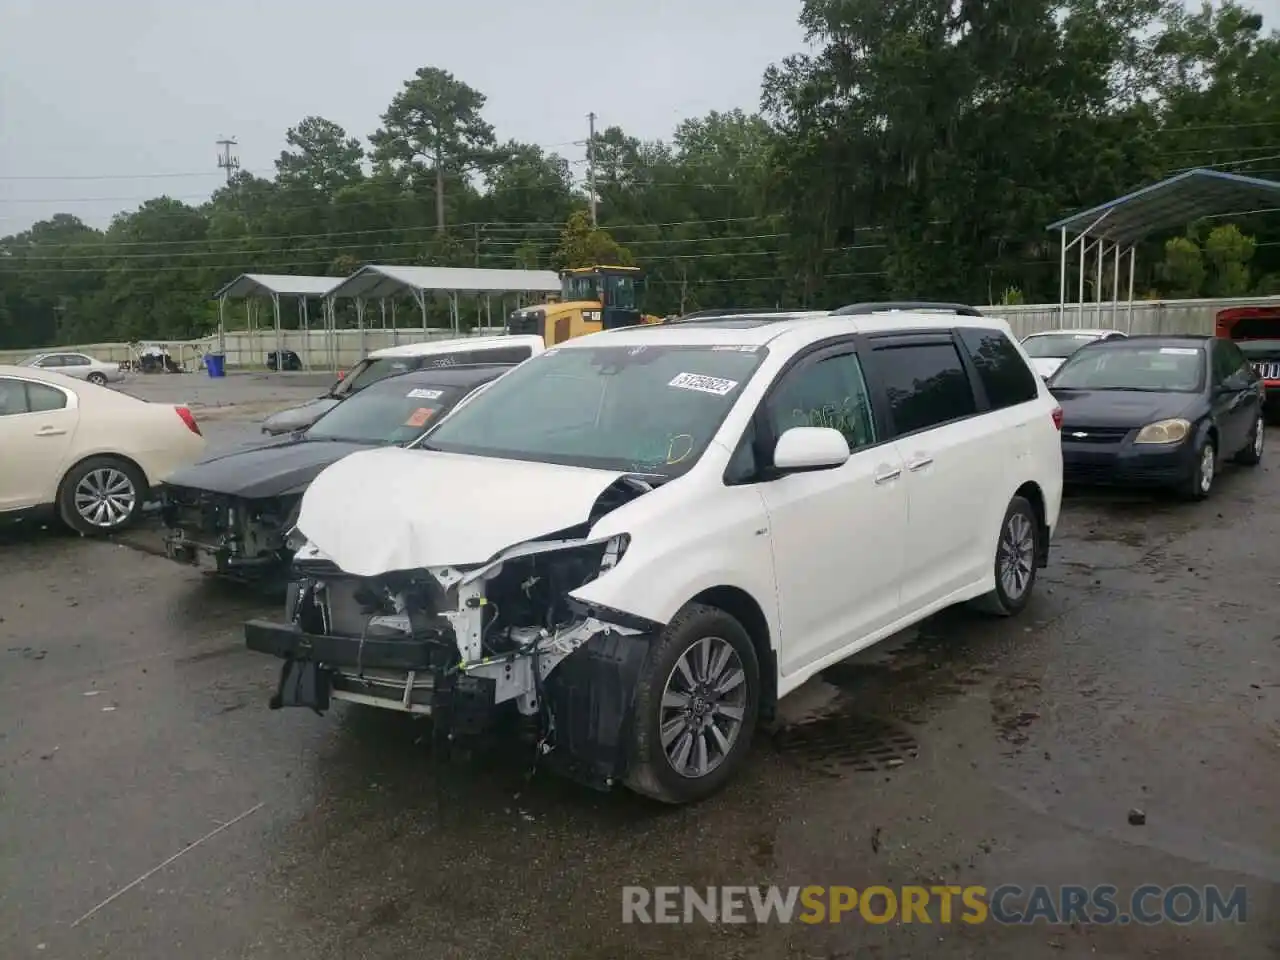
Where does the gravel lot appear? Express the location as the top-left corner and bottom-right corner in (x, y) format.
(1, 386), (1277, 959)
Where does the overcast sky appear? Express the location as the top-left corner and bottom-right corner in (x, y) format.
(0, 0), (811, 234)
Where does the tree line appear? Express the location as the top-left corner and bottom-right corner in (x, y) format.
(3, 0), (1280, 350)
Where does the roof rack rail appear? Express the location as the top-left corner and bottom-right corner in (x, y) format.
(663, 307), (820, 324)
(831, 301), (985, 317)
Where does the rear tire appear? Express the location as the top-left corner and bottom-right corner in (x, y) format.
(624, 603), (760, 805)
(1235, 414), (1264, 466)
(972, 496), (1039, 617)
(58, 456), (148, 536)
(87, 372), (108, 386)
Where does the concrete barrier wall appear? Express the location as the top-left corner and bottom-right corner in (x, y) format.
(4, 295), (1280, 369)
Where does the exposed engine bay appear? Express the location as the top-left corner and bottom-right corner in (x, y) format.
(246, 475), (662, 786)
(162, 486), (300, 574)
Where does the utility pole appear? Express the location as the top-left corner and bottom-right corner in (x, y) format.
(586, 112), (598, 226)
(215, 137), (240, 185)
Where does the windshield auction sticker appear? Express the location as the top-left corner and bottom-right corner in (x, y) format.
(669, 372), (739, 396)
(404, 407), (436, 428)
(407, 388), (443, 399)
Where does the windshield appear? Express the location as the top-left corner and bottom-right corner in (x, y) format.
(332, 356), (422, 397)
(1051, 344), (1205, 392)
(306, 380), (465, 444)
(1022, 333), (1105, 359)
(420, 343), (767, 475)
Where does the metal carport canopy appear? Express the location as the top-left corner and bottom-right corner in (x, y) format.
(327, 265), (561, 299)
(1046, 168), (1280, 331)
(212, 274), (346, 371)
(212, 273), (345, 299)
(1046, 168), (1280, 247)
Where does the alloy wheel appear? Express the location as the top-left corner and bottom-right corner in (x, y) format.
(659, 636), (747, 779)
(998, 512), (1036, 600)
(1200, 444), (1215, 494)
(74, 467), (137, 529)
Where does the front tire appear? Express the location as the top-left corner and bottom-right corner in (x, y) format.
(1180, 435), (1216, 500)
(624, 603), (760, 805)
(972, 495), (1040, 617)
(58, 456), (148, 536)
(1235, 414), (1264, 466)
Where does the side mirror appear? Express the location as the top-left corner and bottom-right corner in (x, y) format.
(772, 426), (850, 474)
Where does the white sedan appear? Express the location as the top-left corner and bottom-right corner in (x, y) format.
(1020, 328), (1128, 379)
(0, 365), (205, 535)
(20, 351), (124, 386)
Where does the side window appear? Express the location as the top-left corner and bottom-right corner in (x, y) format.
(28, 383), (68, 412)
(65, 355), (91, 367)
(767, 351), (876, 451)
(0, 378), (30, 416)
(958, 328), (1039, 410)
(1211, 343), (1237, 384)
(1223, 340), (1252, 378)
(872, 341), (977, 437)
(35, 355), (62, 368)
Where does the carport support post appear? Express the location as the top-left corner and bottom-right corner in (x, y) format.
(391, 299), (399, 346)
(1077, 239), (1088, 329)
(1058, 228), (1067, 325)
(217, 295), (227, 356)
(1095, 238), (1104, 328)
(300, 297), (311, 371)
(1127, 248), (1136, 333)
(272, 293), (282, 372)
(1112, 243), (1121, 328)
(355, 298), (367, 358)
(414, 289), (428, 335)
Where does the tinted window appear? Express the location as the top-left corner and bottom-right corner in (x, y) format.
(872, 342), (977, 436)
(35, 355), (63, 368)
(28, 383), (68, 412)
(64, 355), (91, 366)
(0, 379), (27, 415)
(959, 328), (1038, 410)
(768, 351), (876, 450)
(0, 380), (67, 415)
(1220, 340), (1252, 377)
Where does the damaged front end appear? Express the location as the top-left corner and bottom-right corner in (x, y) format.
(243, 477), (662, 789)
(161, 485), (299, 577)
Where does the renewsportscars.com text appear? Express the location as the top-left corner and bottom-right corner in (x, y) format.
(621, 885), (1249, 925)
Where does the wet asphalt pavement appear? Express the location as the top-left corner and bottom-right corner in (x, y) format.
(2, 419), (1279, 957)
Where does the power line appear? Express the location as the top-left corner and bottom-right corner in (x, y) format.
(0, 215), (790, 251)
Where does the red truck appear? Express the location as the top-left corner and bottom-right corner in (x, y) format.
(1216, 306), (1280, 421)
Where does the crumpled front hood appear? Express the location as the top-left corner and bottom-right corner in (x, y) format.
(296, 447), (628, 576)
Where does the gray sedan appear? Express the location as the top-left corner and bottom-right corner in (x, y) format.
(21, 351), (125, 385)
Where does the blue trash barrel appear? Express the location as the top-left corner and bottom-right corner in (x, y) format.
(206, 353), (226, 378)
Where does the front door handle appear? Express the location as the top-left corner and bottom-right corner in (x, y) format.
(873, 466), (902, 485)
(907, 456), (933, 472)
(34, 426), (67, 437)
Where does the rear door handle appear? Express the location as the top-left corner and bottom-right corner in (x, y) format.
(35, 426), (67, 437)
(873, 466), (902, 485)
(907, 456), (934, 471)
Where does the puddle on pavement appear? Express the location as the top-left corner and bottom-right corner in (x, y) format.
(767, 610), (1016, 776)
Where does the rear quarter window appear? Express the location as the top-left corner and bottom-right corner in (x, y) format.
(958, 328), (1040, 410)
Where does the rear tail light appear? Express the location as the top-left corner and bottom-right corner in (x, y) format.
(176, 405), (202, 436)
(1051, 405), (1063, 431)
